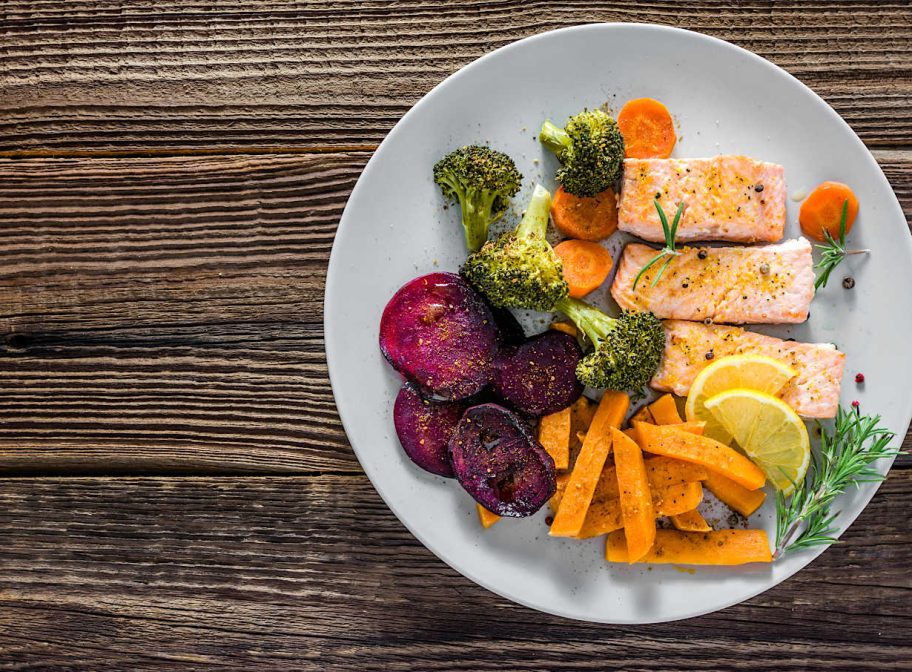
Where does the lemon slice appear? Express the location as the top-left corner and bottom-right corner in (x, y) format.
(685, 354), (797, 444)
(704, 388), (810, 494)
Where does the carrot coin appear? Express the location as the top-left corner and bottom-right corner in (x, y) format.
(617, 98), (676, 159)
(554, 240), (613, 298)
(550, 185), (618, 241)
(799, 181), (858, 242)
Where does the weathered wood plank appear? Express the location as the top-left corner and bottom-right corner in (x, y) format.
(1, 1), (911, 153)
(0, 151), (909, 474)
(0, 473), (909, 670)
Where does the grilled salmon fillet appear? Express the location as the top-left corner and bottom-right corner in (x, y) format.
(618, 156), (786, 243)
(611, 238), (814, 324)
(652, 320), (845, 418)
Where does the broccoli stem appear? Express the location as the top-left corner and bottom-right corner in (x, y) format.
(514, 184), (553, 240)
(554, 297), (617, 345)
(539, 120), (572, 158)
(459, 187), (500, 252)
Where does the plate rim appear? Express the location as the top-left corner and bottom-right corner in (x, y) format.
(324, 22), (912, 623)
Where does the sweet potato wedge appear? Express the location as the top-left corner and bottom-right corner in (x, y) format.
(476, 503), (501, 529)
(611, 427), (655, 562)
(577, 481), (704, 539)
(636, 422), (765, 490)
(550, 391), (629, 537)
(670, 509), (712, 532)
(606, 529), (772, 565)
(595, 456), (708, 501)
(538, 406), (572, 470)
(648, 393), (683, 425)
(704, 471), (767, 517)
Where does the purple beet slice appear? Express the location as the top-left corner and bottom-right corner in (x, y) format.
(449, 403), (556, 517)
(489, 305), (526, 346)
(393, 383), (464, 477)
(379, 272), (498, 400)
(492, 330), (583, 417)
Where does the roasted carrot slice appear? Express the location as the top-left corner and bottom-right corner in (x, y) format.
(550, 185), (619, 241)
(617, 98), (677, 159)
(670, 509), (712, 532)
(476, 503), (501, 529)
(538, 406), (572, 470)
(648, 393), (683, 425)
(704, 471), (767, 517)
(636, 422), (765, 490)
(554, 240), (614, 299)
(550, 391), (629, 537)
(578, 481), (703, 539)
(595, 456), (708, 501)
(606, 529), (772, 565)
(799, 181), (859, 242)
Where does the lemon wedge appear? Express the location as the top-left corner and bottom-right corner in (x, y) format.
(685, 354), (797, 444)
(704, 388), (810, 494)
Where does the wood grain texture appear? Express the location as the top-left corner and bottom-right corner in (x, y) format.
(2, 0), (911, 153)
(1, 472), (909, 670)
(0, 151), (910, 475)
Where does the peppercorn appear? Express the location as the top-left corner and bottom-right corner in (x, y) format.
(545, 516), (554, 526)
(705, 350), (715, 360)
(855, 373), (865, 384)
(754, 184), (764, 192)
(759, 263), (770, 275)
(851, 400), (860, 409)
(843, 276), (855, 289)
(703, 317), (713, 325)
(697, 249), (708, 260)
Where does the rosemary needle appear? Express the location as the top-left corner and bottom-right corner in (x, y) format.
(813, 199), (870, 291)
(633, 199), (686, 291)
(774, 405), (901, 558)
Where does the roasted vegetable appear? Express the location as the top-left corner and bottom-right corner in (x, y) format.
(379, 272), (498, 399)
(393, 383), (466, 477)
(449, 403), (556, 517)
(462, 184), (569, 311)
(539, 108), (625, 197)
(492, 330), (583, 417)
(433, 145), (522, 252)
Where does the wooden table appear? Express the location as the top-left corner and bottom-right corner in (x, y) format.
(1, 2), (910, 669)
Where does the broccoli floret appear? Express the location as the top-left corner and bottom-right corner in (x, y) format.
(555, 297), (665, 392)
(462, 184), (569, 311)
(539, 109), (625, 197)
(433, 145), (523, 252)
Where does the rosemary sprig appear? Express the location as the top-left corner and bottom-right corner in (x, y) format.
(774, 405), (900, 558)
(632, 199), (686, 291)
(813, 199), (870, 290)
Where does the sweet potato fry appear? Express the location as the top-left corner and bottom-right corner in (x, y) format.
(476, 503), (501, 529)
(538, 406), (571, 470)
(577, 481), (703, 539)
(636, 422), (765, 490)
(704, 471), (767, 517)
(629, 405), (654, 425)
(648, 393), (683, 425)
(611, 427), (655, 562)
(670, 509), (712, 532)
(549, 472), (571, 513)
(606, 529), (772, 565)
(595, 456), (708, 501)
(550, 391), (629, 537)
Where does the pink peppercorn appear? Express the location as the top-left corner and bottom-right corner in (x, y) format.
(851, 400), (860, 409)
(545, 516), (554, 526)
(855, 373), (865, 383)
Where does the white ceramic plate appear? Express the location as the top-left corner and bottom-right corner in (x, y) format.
(325, 24), (912, 623)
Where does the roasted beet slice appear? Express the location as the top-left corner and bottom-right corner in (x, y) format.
(449, 403), (556, 517)
(489, 305), (526, 346)
(379, 272), (498, 400)
(393, 383), (465, 477)
(492, 330), (583, 417)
